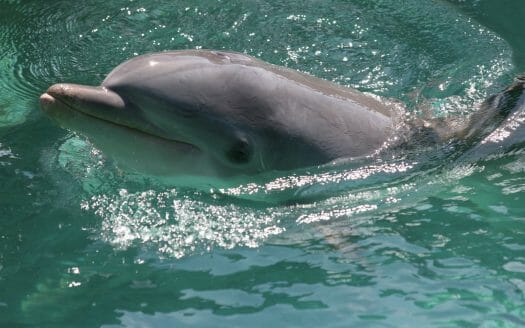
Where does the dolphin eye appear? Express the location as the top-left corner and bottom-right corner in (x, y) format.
(226, 139), (252, 165)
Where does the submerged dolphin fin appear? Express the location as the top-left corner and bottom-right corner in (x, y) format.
(410, 77), (525, 147)
(460, 76), (525, 142)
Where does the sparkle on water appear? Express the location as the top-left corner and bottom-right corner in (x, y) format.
(1, 0), (525, 327)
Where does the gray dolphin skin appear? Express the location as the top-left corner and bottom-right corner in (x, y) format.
(40, 50), (524, 179)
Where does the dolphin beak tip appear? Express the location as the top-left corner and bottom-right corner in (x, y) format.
(39, 92), (56, 112)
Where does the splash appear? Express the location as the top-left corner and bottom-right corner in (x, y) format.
(0, 142), (17, 165)
(81, 189), (285, 258)
(75, 153), (485, 259)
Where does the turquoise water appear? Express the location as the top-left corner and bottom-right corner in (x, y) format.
(1, 0), (525, 326)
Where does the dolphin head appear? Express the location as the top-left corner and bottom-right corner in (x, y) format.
(40, 51), (299, 179)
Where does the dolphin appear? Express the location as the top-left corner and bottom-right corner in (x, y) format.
(39, 50), (525, 180)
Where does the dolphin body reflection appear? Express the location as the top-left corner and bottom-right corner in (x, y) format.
(40, 50), (525, 181)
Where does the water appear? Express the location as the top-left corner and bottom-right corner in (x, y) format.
(1, 0), (525, 326)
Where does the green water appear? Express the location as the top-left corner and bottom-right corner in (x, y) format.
(1, 0), (525, 326)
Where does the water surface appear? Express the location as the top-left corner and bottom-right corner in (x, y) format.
(1, 0), (525, 326)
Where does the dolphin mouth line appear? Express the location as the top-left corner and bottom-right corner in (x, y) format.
(41, 92), (200, 151)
